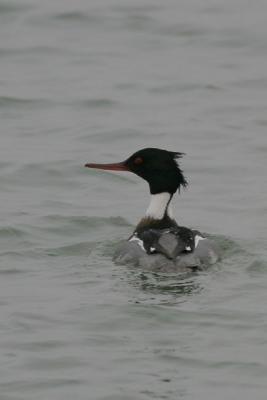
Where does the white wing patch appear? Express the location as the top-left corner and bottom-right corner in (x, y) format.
(129, 234), (145, 251)
(129, 233), (206, 253)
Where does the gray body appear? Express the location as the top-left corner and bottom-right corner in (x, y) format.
(113, 233), (220, 272)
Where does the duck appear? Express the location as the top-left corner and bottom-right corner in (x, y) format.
(85, 148), (220, 272)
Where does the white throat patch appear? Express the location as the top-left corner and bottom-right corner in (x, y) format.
(145, 192), (173, 220)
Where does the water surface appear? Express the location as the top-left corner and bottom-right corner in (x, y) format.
(1, 1), (267, 399)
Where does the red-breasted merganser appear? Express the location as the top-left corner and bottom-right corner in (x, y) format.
(85, 148), (220, 271)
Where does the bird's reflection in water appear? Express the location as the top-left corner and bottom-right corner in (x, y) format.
(126, 268), (203, 304)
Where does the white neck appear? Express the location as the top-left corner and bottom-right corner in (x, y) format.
(145, 192), (173, 220)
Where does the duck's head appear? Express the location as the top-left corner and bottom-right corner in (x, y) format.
(85, 147), (187, 195)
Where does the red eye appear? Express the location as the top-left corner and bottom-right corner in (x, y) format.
(134, 157), (143, 165)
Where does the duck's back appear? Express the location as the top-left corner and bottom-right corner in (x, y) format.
(113, 228), (220, 272)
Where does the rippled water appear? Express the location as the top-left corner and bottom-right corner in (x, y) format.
(1, 1), (267, 399)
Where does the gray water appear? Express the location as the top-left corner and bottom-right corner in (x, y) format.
(1, 0), (267, 399)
